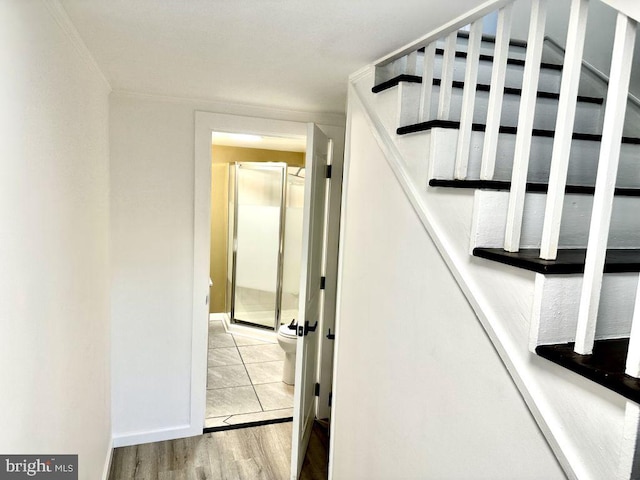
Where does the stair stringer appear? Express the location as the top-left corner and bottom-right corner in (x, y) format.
(351, 65), (632, 480)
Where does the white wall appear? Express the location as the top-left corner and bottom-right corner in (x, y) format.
(0, 2), (111, 479)
(109, 92), (344, 445)
(330, 97), (566, 479)
(511, 0), (640, 100)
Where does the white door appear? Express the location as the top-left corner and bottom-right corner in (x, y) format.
(290, 124), (331, 479)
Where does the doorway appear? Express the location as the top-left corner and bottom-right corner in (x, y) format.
(205, 134), (308, 429)
(193, 112), (343, 478)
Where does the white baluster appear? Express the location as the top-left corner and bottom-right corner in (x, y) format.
(575, 13), (636, 355)
(454, 19), (483, 180)
(617, 402), (640, 479)
(419, 43), (436, 122)
(480, 3), (513, 180)
(438, 31), (458, 120)
(539, 0), (589, 260)
(504, 0), (548, 251)
(626, 275), (640, 377)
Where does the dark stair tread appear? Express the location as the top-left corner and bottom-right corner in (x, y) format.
(397, 119), (640, 145)
(536, 339), (640, 404)
(431, 48), (562, 71)
(372, 75), (422, 93)
(372, 76), (603, 106)
(472, 248), (640, 274)
(428, 179), (640, 197)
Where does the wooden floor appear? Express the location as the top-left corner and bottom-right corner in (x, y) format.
(108, 421), (329, 480)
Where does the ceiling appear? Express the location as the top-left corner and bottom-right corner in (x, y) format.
(212, 132), (306, 152)
(60, 0), (487, 115)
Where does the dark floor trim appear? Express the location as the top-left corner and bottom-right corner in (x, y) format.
(536, 339), (640, 404)
(397, 120), (640, 145)
(371, 75), (421, 93)
(231, 318), (276, 331)
(428, 179), (640, 197)
(472, 247), (640, 274)
(430, 48), (562, 70)
(372, 77), (601, 105)
(203, 416), (293, 434)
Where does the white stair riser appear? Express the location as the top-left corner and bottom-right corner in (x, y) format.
(529, 273), (639, 350)
(377, 36), (528, 83)
(471, 190), (640, 251)
(432, 85), (602, 132)
(416, 55), (562, 93)
(429, 129), (640, 187)
(371, 84), (408, 138)
(435, 37), (527, 59)
(393, 83), (602, 132)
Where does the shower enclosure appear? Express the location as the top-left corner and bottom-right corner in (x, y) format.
(227, 162), (304, 330)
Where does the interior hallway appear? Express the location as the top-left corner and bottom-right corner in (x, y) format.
(108, 421), (329, 480)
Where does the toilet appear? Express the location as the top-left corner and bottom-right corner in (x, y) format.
(277, 324), (298, 385)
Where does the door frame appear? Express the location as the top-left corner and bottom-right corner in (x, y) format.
(192, 112), (309, 432)
(192, 111), (344, 444)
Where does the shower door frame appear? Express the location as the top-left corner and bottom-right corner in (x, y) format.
(229, 161), (288, 331)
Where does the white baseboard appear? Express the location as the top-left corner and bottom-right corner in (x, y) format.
(210, 312), (277, 343)
(209, 312), (227, 322)
(112, 424), (198, 448)
(101, 438), (114, 480)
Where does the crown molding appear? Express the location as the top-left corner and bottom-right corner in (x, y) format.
(45, 0), (112, 91)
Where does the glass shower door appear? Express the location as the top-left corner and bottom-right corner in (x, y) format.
(230, 162), (287, 329)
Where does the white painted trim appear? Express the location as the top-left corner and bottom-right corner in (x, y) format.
(540, 0), (589, 260)
(480, 3), (513, 180)
(194, 112), (309, 440)
(419, 43), (437, 122)
(626, 278), (640, 377)
(617, 401), (640, 478)
(328, 74), (358, 480)
(455, 19), (483, 179)
(112, 424), (194, 448)
(101, 439), (114, 480)
(575, 12), (637, 355)
(437, 32), (458, 120)
(505, 0), (548, 252)
(374, 0), (512, 66)
(348, 65), (374, 84)
(44, 1), (112, 91)
(347, 77), (577, 479)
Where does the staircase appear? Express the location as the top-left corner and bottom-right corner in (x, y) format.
(348, 0), (640, 478)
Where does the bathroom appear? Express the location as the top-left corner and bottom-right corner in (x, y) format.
(205, 132), (306, 429)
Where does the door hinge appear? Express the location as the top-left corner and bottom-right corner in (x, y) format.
(328, 392), (332, 407)
(325, 165), (332, 179)
(303, 320), (318, 336)
(320, 276), (326, 290)
(314, 383), (320, 397)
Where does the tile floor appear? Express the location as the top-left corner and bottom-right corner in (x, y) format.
(205, 319), (294, 428)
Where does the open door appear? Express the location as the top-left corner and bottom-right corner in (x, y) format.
(290, 124), (331, 479)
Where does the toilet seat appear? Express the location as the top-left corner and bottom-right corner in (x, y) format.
(278, 324), (298, 339)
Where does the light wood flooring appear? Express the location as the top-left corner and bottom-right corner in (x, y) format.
(108, 421), (329, 480)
